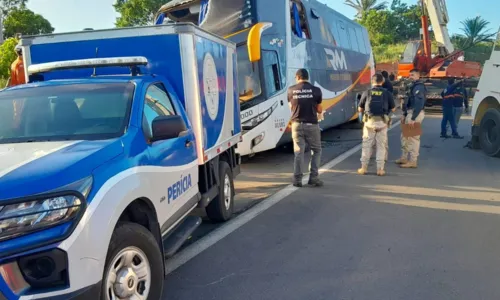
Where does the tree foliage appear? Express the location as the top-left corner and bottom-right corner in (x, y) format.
(3, 8), (54, 39)
(114, 0), (168, 27)
(457, 16), (494, 48)
(0, 0), (27, 15)
(0, 37), (18, 79)
(357, 0), (422, 47)
(344, 0), (388, 18)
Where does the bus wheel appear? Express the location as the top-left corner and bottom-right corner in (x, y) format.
(206, 161), (234, 222)
(479, 108), (500, 157)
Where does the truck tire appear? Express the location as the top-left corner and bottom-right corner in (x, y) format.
(102, 222), (163, 300)
(479, 108), (500, 157)
(206, 161), (234, 222)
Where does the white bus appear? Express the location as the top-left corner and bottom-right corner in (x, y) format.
(156, 0), (374, 156)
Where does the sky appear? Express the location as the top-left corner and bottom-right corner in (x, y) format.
(27, 0), (499, 35)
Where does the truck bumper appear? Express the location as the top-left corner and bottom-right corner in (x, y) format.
(35, 282), (101, 300)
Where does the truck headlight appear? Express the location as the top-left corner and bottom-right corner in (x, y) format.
(242, 102), (278, 131)
(0, 177), (91, 242)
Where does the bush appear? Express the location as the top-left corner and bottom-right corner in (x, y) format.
(0, 38), (18, 79)
(0, 78), (8, 89)
(373, 43), (406, 63)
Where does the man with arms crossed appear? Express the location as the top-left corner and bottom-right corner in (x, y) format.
(288, 69), (323, 188)
(397, 69), (426, 168)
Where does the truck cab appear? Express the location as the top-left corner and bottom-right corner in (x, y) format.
(0, 24), (241, 300)
(471, 30), (500, 157)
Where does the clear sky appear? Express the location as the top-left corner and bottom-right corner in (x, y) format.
(27, 0), (499, 35)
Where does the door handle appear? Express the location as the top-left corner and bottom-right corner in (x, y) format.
(185, 140), (193, 148)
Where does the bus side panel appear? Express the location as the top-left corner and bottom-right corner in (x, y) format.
(27, 34), (185, 102)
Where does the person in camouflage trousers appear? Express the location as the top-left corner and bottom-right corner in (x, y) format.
(358, 74), (396, 176)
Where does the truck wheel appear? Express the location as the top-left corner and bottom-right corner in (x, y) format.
(206, 161), (234, 222)
(102, 222), (163, 300)
(479, 108), (500, 157)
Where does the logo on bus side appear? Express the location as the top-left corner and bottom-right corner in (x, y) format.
(324, 48), (348, 71)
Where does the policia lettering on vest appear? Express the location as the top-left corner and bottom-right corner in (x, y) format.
(358, 73), (396, 176)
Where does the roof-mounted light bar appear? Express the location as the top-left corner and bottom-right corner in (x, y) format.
(28, 56), (148, 75)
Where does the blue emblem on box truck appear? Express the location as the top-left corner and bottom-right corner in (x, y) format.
(168, 174), (193, 203)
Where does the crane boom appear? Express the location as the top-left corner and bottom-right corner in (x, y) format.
(423, 0), (454, 54)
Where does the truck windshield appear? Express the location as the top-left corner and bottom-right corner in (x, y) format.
(401, 41), (422, 63)
(237, 45), (262, 109)
(0, 82), (134, 144)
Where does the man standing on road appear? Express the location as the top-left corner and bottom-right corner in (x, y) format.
(288, 69), (323, 188)
(9, 45), (25, 87)
(396, 69), (426, 168)
(441, 78), (463, 139)
(381, 71), (394, 94)
(452, 79), (469, 127)
(358, 73), (396, 176)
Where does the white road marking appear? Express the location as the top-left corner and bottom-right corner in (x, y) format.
(164, 120), (402, 274)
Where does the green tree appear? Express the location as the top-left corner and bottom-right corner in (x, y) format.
(0, 37), (18, 79)
(390, 0), (421, 42)
(114, 0), (168, 27)
(459, 16), (494, 47)
(358, 9), (397, 45)
(344, 0), (388, 18)
(3, 8), (54, 38)
(0, 0), (27, 15)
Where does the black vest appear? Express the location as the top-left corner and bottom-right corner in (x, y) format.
(365, 87), (386, 117)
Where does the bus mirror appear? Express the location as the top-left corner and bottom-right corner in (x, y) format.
(247, 22), (273, 62)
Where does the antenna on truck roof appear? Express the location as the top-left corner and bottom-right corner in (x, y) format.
(27, 56), (149, 76)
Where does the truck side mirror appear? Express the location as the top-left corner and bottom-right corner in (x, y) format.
(151, 115), (187, 142)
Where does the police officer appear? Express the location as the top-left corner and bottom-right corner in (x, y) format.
(358, 73), (396, 176)
(381, 71), (394, 94)
(396, 69), (426, 168)
(288, 69), (323, 187)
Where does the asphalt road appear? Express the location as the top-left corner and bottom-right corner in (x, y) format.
(163, 115), (500, 300)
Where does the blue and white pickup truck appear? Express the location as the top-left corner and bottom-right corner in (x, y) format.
(0, 23), (241, 299)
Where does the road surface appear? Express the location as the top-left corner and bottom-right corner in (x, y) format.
(163, 115), (500, 300)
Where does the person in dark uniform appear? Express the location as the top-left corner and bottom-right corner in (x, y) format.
(358, 73), (396, 176)
(441, 78), (463, 139)
(288, 69), (323, 187)
(381, 71), (394, 94)
(396, 69), (426, 168)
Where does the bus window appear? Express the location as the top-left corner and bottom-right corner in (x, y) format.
(290, 0), (311, 39)
(348, 27), (359, 52)
(356, 27), (367, 53)
(237, 45), (262, 103)
(336, 21), (350, 49)
(262, 50), (282, 96)
(318, 16), (336, 46)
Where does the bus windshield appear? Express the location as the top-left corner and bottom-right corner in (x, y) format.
(201, 0), (253, 37)
(0, 83), (134, 144)
(161, 0), (254, 37)
(236, 45), (262, 107)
